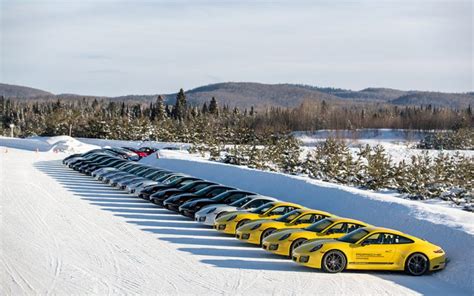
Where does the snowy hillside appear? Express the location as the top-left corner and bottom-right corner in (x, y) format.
(1, 136), (473, 295)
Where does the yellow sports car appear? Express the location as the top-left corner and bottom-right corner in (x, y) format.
(214, 201), (304, 235)
(262, 217), (369, 257)
(292, 226), (446, 276)
(235, 209), (333, 246)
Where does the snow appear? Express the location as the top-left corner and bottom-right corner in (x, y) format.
(0, 136), (99, 153)
(296, 129), (473, 164)
(1, 136), (473, 295)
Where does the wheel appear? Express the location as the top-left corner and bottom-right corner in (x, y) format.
(236, 219), (249, 230)
(260, 228), (276, 245)
(406, 253), (429, 276)
(289, 239), (307, 257)
(322, 250), (347, 273)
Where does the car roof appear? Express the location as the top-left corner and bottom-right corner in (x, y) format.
(271, 201), (305, 208)
(362, 226), (413, 237)
(246, 195), (278, 201)
(296, 208), (333, 217)
(326, 216), (370, 226)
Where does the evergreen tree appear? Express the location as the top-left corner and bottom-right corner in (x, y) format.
(155, 95), (166, 120)
(173, 88), (187, 120)
(208, 97), (219, 116)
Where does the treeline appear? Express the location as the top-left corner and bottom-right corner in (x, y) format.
(201, 138), (473, 210)
(417, 128), (473, 150)
(1, 89), (472, 139)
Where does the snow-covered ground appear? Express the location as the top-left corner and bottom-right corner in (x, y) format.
(1, 136), (473, 295)
(296, 129), (473, 163)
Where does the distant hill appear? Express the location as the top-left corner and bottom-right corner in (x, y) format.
(0, 83), (53, 98)
(164, 82), (342, 108)
(390, 92), (474, 108)
(2, 81), (472, 109)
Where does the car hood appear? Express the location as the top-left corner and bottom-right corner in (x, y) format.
(294, 239), (337, 253)
(239, 220), (284, 232)
(195, 204), (227, 215)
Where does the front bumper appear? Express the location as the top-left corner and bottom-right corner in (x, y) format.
(180, 209), (196, 218)
(262, 240), (292, 256)
(194, 214), (215, 226)
(235, 230), (261, 245)
(292, 250), (322, 269)
(164, 202), (180, 212)
(214, 221), (239, 235)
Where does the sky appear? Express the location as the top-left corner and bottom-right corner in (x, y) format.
(0, 0), (472, 96)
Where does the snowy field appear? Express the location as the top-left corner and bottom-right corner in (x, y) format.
(1, 136), (473, 295)
(296, 129), (473, 163)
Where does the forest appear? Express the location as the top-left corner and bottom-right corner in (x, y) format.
(1, 88), (472, 140)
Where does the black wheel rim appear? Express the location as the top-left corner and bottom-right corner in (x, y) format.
(291, 240), (305, 255)
(263, 229), (275, 239)
(408, 254), (428, 275)
(325, 253), (344, 272)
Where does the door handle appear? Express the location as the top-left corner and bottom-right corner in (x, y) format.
(385, 250), (393, 253)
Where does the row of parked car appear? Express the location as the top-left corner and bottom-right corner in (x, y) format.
(63, 149), (447, 276)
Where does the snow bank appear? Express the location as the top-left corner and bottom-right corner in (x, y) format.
(142, 151), (474, 294)
(77, 138), (190, 150)
(0, 136), (99, 153)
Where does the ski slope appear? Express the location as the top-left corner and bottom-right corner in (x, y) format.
(1, 138), (473, 295)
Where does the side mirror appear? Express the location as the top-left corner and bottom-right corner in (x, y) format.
(361, 241), (370, 246)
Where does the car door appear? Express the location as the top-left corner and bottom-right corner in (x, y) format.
(351, 232), (397, 269)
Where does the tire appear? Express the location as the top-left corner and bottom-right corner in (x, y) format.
(405, 253), (429, 276)
(236, 219), (249, 230)
(260, 228), (276, 245)
(289, 238), (307, 258)
(322, 250), (347, 273)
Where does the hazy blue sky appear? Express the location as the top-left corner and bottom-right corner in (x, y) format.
(1, 0), (472, 96)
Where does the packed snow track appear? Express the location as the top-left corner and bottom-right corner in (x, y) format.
(1, 147), (472, 295)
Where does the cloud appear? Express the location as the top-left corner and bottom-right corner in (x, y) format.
(1, 0), (472, 96)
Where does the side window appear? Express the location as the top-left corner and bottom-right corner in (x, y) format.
(363, 233), (398, 245)
(207, 188), (226, 197)
(394, 235), (414, 244)
(227, 193), (245, 203)
(190, 184), (206, 192)
(312, 214), (327, 223)
(346, 223), (363, 233)
(295, 214), (315, 224)
(363, 233), (383, 244)
(253, 199), (270, 207)
(326, 223), (348, 234)
(267, 206), (288, 215)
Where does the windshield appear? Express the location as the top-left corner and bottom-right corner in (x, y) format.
(211, 191), (230, 201)
(275, 210), (302, 223)
(194, 186), (215, 196)
(304, 218), (334, 233)
(179, 181), (204, 191)
(337, 229), (369, 243)
(161, 175), (180, 184)
(250, 202), (275, 214)
(229, 197), (252, 207)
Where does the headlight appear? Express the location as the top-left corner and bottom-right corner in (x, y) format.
(278, 233), (291, 241)
(310, 244), (323, 252)
(250, 223), (261, 230)
(227, 214), (237, 222)
(434, 249), (444, 254)
(206, 207), (217, 214)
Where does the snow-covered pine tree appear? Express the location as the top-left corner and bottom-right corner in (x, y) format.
(363, 145), (392, 190)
